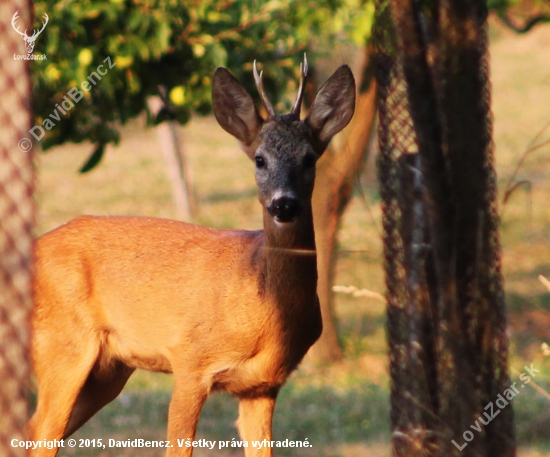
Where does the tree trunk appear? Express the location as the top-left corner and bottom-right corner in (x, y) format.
(158, 120), (195, 221)
(373, 0), (515, 454)
(148, 97), (195, 222)
(308, 49), (378, 364)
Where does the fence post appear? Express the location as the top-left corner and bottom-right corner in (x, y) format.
(0, 1), (35, 455)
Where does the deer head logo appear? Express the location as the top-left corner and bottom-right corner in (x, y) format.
(12, 11), (49, 55)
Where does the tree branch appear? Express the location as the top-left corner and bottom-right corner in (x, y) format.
(497, 12), (550, 33)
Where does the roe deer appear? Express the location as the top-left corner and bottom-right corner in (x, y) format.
(29, 56), (356, 456)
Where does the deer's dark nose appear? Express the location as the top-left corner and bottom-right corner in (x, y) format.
(268, 197), (302, 222)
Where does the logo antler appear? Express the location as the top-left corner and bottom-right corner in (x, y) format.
(12, 11), (49, 54)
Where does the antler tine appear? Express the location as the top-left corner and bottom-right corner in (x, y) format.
(31, 13), (48, 38)
(39, 13), (49, 31)
(253, 60), (276, 119)
(291, 53), (308, 119)
(11, 11), (28, 38)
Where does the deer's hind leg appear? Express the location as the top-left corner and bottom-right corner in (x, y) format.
(28, 328), (100, 456)
(64, 360), (135, 438)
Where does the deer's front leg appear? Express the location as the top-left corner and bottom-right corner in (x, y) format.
(166, 374), (207, 456)
(237, 393), (277, 457)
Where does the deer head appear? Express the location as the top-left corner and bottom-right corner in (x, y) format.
(12, 11), (49, 54)
(212, 55), (356, 224)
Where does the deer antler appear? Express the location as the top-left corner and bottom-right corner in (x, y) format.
(291, 53), (308, 119)
(30, 13), (49, 40)
(253, 60), (276, 119)
(11, 11), (29, 38)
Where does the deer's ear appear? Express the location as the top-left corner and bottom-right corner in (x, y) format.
(305, 65), (356, 146)
(213, 68), (264, 157)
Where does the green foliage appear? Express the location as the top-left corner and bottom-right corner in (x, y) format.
(31, 0), (375, 170)
(487, 0), (516, 14)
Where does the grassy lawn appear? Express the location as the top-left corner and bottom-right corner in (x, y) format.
(35, 21), (550, 457)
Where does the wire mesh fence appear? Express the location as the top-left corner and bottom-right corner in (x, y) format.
(0, 1), (34, 456)
(372, 0), (515, 455)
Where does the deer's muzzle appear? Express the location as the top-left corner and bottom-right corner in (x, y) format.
(267, 196), (302, 223)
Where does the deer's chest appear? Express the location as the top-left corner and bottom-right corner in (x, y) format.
(208, 296), (322, 397)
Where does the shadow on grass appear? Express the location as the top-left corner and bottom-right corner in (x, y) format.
(66, 382), (389, 456)
(49, 375), (550, 456)
(514, 380), (550, 444)
(506, 291), (550, 315)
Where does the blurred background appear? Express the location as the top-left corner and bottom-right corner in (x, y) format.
(19, 0), (550, 455)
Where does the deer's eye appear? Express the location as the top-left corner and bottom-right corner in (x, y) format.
(303, 154), (316, 169)
(255, 156), (266, 169)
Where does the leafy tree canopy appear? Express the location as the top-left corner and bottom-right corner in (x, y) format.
(31, 0), (374, 170)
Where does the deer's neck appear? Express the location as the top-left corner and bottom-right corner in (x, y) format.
(260, 204), (318, 305)
(251, 204), (322, 361)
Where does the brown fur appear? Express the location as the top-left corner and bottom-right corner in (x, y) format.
(29, 61), (355, 456)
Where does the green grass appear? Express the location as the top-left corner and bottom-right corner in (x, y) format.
(63, 382), (389, 457)
(36, 21), (550, 457)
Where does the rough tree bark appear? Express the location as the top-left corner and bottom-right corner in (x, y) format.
(308, 49), (378, 363)
(373, 0), (515, 454)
